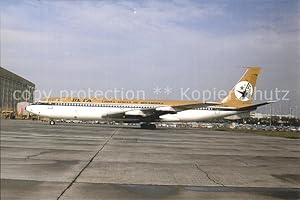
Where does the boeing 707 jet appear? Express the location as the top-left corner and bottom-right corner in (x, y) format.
(26, 67), (273, 129)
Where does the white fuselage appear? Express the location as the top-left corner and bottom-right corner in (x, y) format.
(26, 102), (241, 122)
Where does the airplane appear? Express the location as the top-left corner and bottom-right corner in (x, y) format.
(25, 67), (274, 129)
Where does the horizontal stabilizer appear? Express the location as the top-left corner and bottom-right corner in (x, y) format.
(236, 101), (276, 111)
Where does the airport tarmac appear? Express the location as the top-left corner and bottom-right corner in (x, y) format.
(1, 120), (299, 200)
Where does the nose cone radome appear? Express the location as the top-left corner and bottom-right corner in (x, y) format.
(25, 105), (32, 113)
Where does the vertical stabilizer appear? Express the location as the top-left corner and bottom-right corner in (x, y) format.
(221, 67), (261, 108)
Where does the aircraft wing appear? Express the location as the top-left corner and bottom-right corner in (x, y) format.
(171, 102), (221, 111)
(102, 102), (220, 120)
(102, 112), (128, 119)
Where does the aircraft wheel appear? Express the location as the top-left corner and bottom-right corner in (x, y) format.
(140, 123), (156, 129)
(149, 124), (156, 129)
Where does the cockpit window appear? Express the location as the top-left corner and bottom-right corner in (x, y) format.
(32, 102), (51, 105)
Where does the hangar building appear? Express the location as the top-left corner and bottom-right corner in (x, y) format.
(0, 67), (35, 118)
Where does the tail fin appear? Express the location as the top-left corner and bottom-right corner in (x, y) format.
(221, 67), (261, 108)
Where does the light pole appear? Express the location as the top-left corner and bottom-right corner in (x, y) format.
(289, 107), (293, 126)
(269, 104), (272, 127)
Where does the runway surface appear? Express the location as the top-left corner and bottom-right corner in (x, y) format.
(1, 120), (299, 200)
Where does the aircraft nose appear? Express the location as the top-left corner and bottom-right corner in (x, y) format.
(25, 105), (32, 112)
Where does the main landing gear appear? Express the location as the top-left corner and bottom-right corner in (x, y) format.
(49, 120), (55, 125)
(140, 123), (156, 129)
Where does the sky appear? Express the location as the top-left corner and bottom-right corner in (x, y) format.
(1, 0), (299, 115)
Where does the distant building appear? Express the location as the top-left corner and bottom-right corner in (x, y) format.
(251, 113), (269, 119)
(251, 112), (296, 119)
(0, 67), (35, 117)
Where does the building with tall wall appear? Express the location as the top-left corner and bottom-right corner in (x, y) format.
(0, 67), (35, 118)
